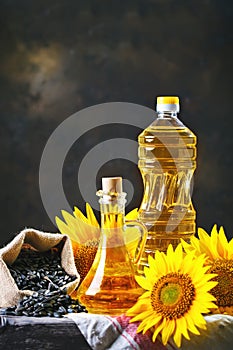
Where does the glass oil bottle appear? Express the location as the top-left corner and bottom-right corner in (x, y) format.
(77, 177), (147, 315)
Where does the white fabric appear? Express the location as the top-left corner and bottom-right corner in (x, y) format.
(179, 314), (233, 350)
(67, 313), (233, 350)
(66, 313), (140, 350)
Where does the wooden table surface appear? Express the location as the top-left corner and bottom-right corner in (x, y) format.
(0, 315), (92, 350)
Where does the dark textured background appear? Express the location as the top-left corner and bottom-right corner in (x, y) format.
(0, 0), (232, 246)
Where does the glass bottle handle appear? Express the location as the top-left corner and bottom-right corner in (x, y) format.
(124, 220), (147, 265)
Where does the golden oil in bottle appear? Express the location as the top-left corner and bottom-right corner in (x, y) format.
(77, 177), (145, 315)
(138, 96), (197, 270)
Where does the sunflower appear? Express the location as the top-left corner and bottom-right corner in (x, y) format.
(182, 225), (233, 314)
(126, 244), (217, 348)
(56, 204), (140, 282)
(56, 203), (100, 282)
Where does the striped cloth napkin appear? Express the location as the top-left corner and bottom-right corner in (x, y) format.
(66, 313), (233, 350)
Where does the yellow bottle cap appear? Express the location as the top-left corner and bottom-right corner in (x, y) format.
(156, 96), (180, 112)
(157, 96), (179, 105)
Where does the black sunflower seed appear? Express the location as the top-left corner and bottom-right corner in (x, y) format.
(0, 248), (87, 318)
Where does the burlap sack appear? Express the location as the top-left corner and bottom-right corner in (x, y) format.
(0, 228), (80, 307)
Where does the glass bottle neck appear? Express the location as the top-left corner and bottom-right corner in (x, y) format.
(97, 191), (126, 229)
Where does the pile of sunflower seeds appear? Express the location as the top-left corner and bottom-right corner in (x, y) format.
(8, 248), (76, 291)
(0, 248), (86, 317)
(0, 287), (86, 317)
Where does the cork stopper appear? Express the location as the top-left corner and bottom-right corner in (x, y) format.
(102, 177), (122, 194)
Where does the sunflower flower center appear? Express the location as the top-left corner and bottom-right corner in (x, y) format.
(74, 239), (99, 282)
(160, 283), (181, 305)
(151, 273), (195, 319)
(209, 259), (233, 307)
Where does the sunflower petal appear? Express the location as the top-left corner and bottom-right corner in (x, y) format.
(137, 313), (159, 333)
(166, 244), (175, 271)
(135, 275), (153, 290)
(182, 251), (196, 274)
(173, 325), (182, 348)
(73, 206), (89, 223)
(131, 309), (153, 323)
(152, 318), (166, 342)
(126, 300), (150, 317)
(185, 313), (200, 336)
(173, 318), (189, 347)
(125, 208), (138, 220)
(198, 227), (220, 261)
(177, 316), (190, 340)
(161, 319), (175, 345)
(173, 244), (183, 271)
(141, 314), (162, 334)
(209, 226), (220, 259)
(189, 307), (206, 329)
(218, 226), (229, 258)
(55, 216), (78, 242)
(147, 255), (158, 276)
(138, 291), (151, 300)
(181, 238), (193, 254)
(153, 250), (167, 275)
(86, 203), (99, 227)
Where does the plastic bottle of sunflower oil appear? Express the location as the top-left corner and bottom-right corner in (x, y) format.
(138, 96), (197, 270)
